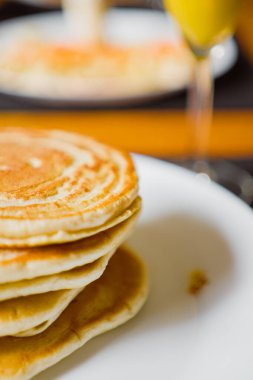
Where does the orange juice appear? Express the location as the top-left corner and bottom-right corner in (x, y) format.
(164, 0), (242, 49)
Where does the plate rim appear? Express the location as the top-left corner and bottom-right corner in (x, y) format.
(34, 153), (253, 380)
(134, 153), (253, 218)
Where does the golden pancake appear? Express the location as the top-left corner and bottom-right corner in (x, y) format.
(0, 128), (138, 246)
(0, 251), (113, 301)
(14, 290), (81, 338)
(0, 246), (148, 380)
(0, 202), (140, 284)
(0, 195), (140, 247)
(0, 287), (82, 338)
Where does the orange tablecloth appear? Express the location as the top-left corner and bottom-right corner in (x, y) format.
(1, 110), (252, 158)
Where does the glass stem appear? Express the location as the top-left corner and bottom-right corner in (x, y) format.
(188, 53), (214, 174)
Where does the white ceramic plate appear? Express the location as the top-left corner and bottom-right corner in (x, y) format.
(0, 9), (238, 106)
(35, 155), (253, 380)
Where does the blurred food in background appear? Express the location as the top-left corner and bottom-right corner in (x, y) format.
(0, 39), (191, 99)
(0, 1), (238, 105)
(0, 7), (194, 103)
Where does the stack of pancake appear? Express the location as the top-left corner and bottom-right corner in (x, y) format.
(0, 128), (148, 380)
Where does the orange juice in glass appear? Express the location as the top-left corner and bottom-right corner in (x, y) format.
(164, 0), (242, 50)
(162, 0), (253, 203)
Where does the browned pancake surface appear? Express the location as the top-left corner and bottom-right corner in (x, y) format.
(0, 246), (148, 380)
(0, 128), (138, 244)
(0, 128), (137, 219)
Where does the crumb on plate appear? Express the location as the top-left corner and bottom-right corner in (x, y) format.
(188, 269), (209, 295)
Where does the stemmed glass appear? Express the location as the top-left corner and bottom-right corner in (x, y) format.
(163, 0), (253, 203)
(61, 0), (106, 44)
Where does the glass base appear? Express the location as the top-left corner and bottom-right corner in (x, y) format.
(183, 159), (253, 205)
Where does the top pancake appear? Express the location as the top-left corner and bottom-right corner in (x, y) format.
(0, 128), (138, 246)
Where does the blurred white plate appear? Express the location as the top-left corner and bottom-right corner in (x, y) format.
(35, 155), (253, 380)
(0, 9), (238, 106)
